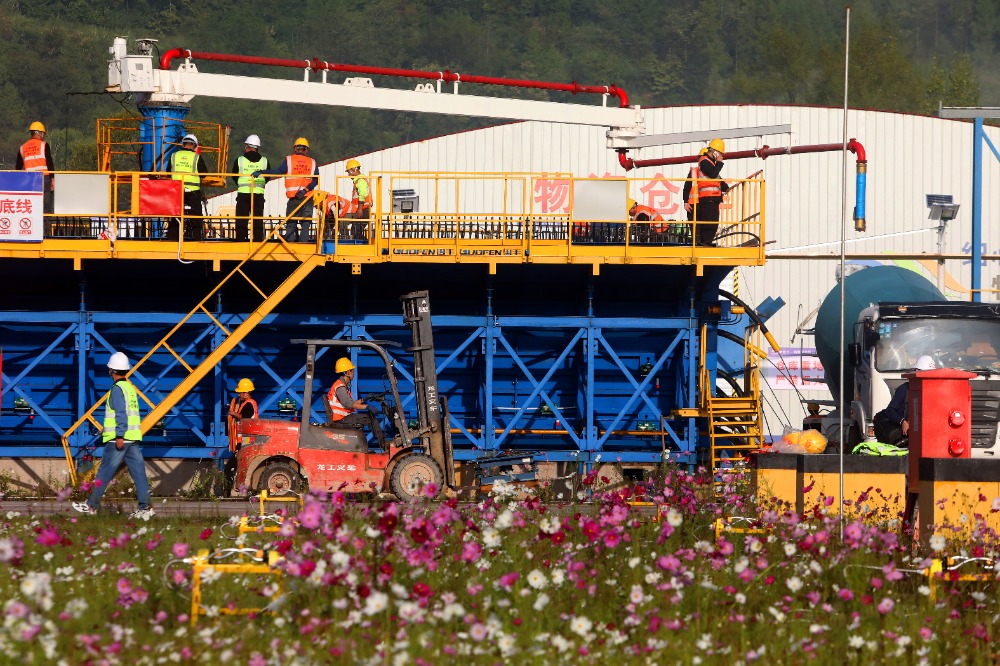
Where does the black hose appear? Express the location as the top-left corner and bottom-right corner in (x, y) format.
(718, 288), (779, 352)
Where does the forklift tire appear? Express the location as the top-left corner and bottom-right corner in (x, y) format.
(258, 462), (304, 495)
(389, 453), (444, 501)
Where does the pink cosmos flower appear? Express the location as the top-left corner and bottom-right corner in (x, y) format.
(604, 532), (621, 548)
(498, 572), (519, 590)
(877, 597), (894, 614)
(172, 543), (189, 558)
(34, 527), (61, 547)
(94, 479), (103, 488)
(838, 588), (854, 601)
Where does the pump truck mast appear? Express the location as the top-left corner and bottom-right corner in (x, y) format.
(231, 291), (456, 501)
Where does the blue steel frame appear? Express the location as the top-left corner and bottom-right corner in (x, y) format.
(0, 308), (715, 467)
(971, 117), (999, 302)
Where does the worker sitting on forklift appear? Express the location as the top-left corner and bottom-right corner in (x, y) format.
(327, 358), (386, 445)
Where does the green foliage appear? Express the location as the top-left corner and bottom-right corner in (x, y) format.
(0, 0), (996, 171)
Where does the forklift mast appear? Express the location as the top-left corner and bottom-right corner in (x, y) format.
(401, 290), (454, 486)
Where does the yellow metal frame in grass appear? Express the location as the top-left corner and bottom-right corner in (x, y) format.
(922, 557), (996, 603)
(238, 490), (304, 535)
(714, 517), (768, 542)
(190, 548), (284, 626)
(625, 500), (664, 523)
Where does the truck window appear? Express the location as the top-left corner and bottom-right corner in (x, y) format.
(874, 318), (1000, 372)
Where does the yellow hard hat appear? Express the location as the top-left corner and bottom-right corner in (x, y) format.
(627, 198), (637, 211)
(335, 357), (355, 373)
(29, 121), (46, 133)
(345, 159), (361, 171)
(235, 378), (255, 392)
(708, 139), (726, 153)
(698, 148), (709, 156)
(294, 137), (310, 148)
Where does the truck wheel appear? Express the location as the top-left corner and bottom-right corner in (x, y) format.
(390, 453), (444, 501)
(259, 463), (303, 495)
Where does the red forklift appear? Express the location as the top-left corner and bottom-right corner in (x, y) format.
(230, 291), (456, 500)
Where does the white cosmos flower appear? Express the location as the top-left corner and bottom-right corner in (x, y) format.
(494, 509), (514, 530)
(666, 507), (683, 527)
(526, 569), (547, 589)
(363, 591), (389, 616)
(929, 534), (947, 551)
(786, 576), (803, 592)
(533, 592), (550, 611)
(849, 636), (865, 649)
(629, 584), (645, 604)
(784, 543), (797, 556)
(551, 569), (565, 586)
(483, 527), (501, 548)
(570, 616), (593, 638)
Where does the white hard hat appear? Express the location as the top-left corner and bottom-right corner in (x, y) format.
(182, 133), (198, 147)
(915, 355), (936, 371)
(245, 134), (260, 148)
(107, 351), (131, 372)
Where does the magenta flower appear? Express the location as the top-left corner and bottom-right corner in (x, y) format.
(172, 543), (189, 558)
(603, 532), (621, 548)
(34, 527), (61, 547)
(838, 588), (854, 601)
(460, 541), (482, 563)
(498, 571), (520, 590)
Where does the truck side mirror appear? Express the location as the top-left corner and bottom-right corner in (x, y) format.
(848, 342), (862, 367)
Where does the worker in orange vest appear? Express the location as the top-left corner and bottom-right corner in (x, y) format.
(340, 158), (372, 240)
(693, 139), (729, 246)
(327, 357), (385, 445)
(628, 198), (667, 242)
(682, 148), (708, 223)
(224, 378), (258, 494)
(16, 121), (55, 217)
(254, 137), (319, 242)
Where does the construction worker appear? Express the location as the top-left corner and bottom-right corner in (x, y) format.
(73, 352), (154, 520)
(327, 357), (385, 445)
(169, 133), (209, 241)
(16, 121), (55, 217)
(340, 158), (372, 240)
(872, 354), (935, 446)
(628, 197), (666, 242)
(693, 139), (729, 246)
(254, 137), (319, 243)
(682, 148), (709, 223)
(231, 135), (269, 242)
(224, 378), (258, 494)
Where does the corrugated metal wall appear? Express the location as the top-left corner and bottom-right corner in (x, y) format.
(223, 105), (1000, 437)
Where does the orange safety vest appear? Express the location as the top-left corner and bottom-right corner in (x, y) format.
(327, 379), (354, 421)
(284, 154), (317, 198)
(686, 165), (702, 203)
(227, 396), (259, 452)
(19, 139), (48, 172)
(695, 157), (722, 200)
(631, 204), (667, 232)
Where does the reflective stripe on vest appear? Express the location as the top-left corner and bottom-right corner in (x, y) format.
(20, 139), (48, 172)
(633, 204), (667, 232)
(695, 157), (721, 199)
(687, 165), (702, 203)
(327, 379), (354, 420)
(171, 150), (201, 191)
(103, 381), (142, 442)
(237, 156), (268, 194)
(284, 155), (317, 197)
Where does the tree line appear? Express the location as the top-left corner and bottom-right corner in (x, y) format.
(0, 0), (991, 173)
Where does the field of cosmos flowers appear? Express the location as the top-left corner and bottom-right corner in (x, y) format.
(0, 466), (997, 665)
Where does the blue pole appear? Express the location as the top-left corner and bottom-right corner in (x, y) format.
(972, 118), (984, 302)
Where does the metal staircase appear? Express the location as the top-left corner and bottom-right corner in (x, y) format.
(60, 208), (326, 484)
(699, 324), (766, 497)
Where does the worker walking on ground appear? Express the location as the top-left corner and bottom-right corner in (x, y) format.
(628, 197), (666, 242)
(693, 139), (729, 246)
(254, 137), (319, 243)
(872, 354), (936, 446)
(231, 135), (269, 242)
(327, 358), (385, 445)
(16, 121), (55, 217)
(223, 378), (258, 493)
(169, 133), (209, 241)
(340, 158), (372, 240)
(73, 352), (155, 520)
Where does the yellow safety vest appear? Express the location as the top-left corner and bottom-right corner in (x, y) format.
(237, 156), (268, 194)
(103, 380), (142, 442)
(171, 150), (201, 191)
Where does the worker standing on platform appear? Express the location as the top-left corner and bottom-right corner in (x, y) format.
(73, 352), (155, 520)
(694, 139), (729, 246)
(340, 158), (372, 240)
(682, 148), (708, 223)
(224, 378), (258, 493)
(628, 197), (666, 242)
(16, 121), (55, 217)
(327, 358), (385, 445)
(169, 133), (209, 241)
(254, 137), (318, 243)
(231, 135), (269, 242)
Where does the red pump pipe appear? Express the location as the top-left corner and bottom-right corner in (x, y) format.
(616, 139), (866, 170)
(159, 48), (629, 108)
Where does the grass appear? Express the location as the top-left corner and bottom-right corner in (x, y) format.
(0, 466), (997, 664)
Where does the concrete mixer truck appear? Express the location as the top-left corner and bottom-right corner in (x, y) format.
(807, 265), (1000, 457)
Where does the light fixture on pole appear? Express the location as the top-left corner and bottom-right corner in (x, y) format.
(926, 194), (960, 293)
